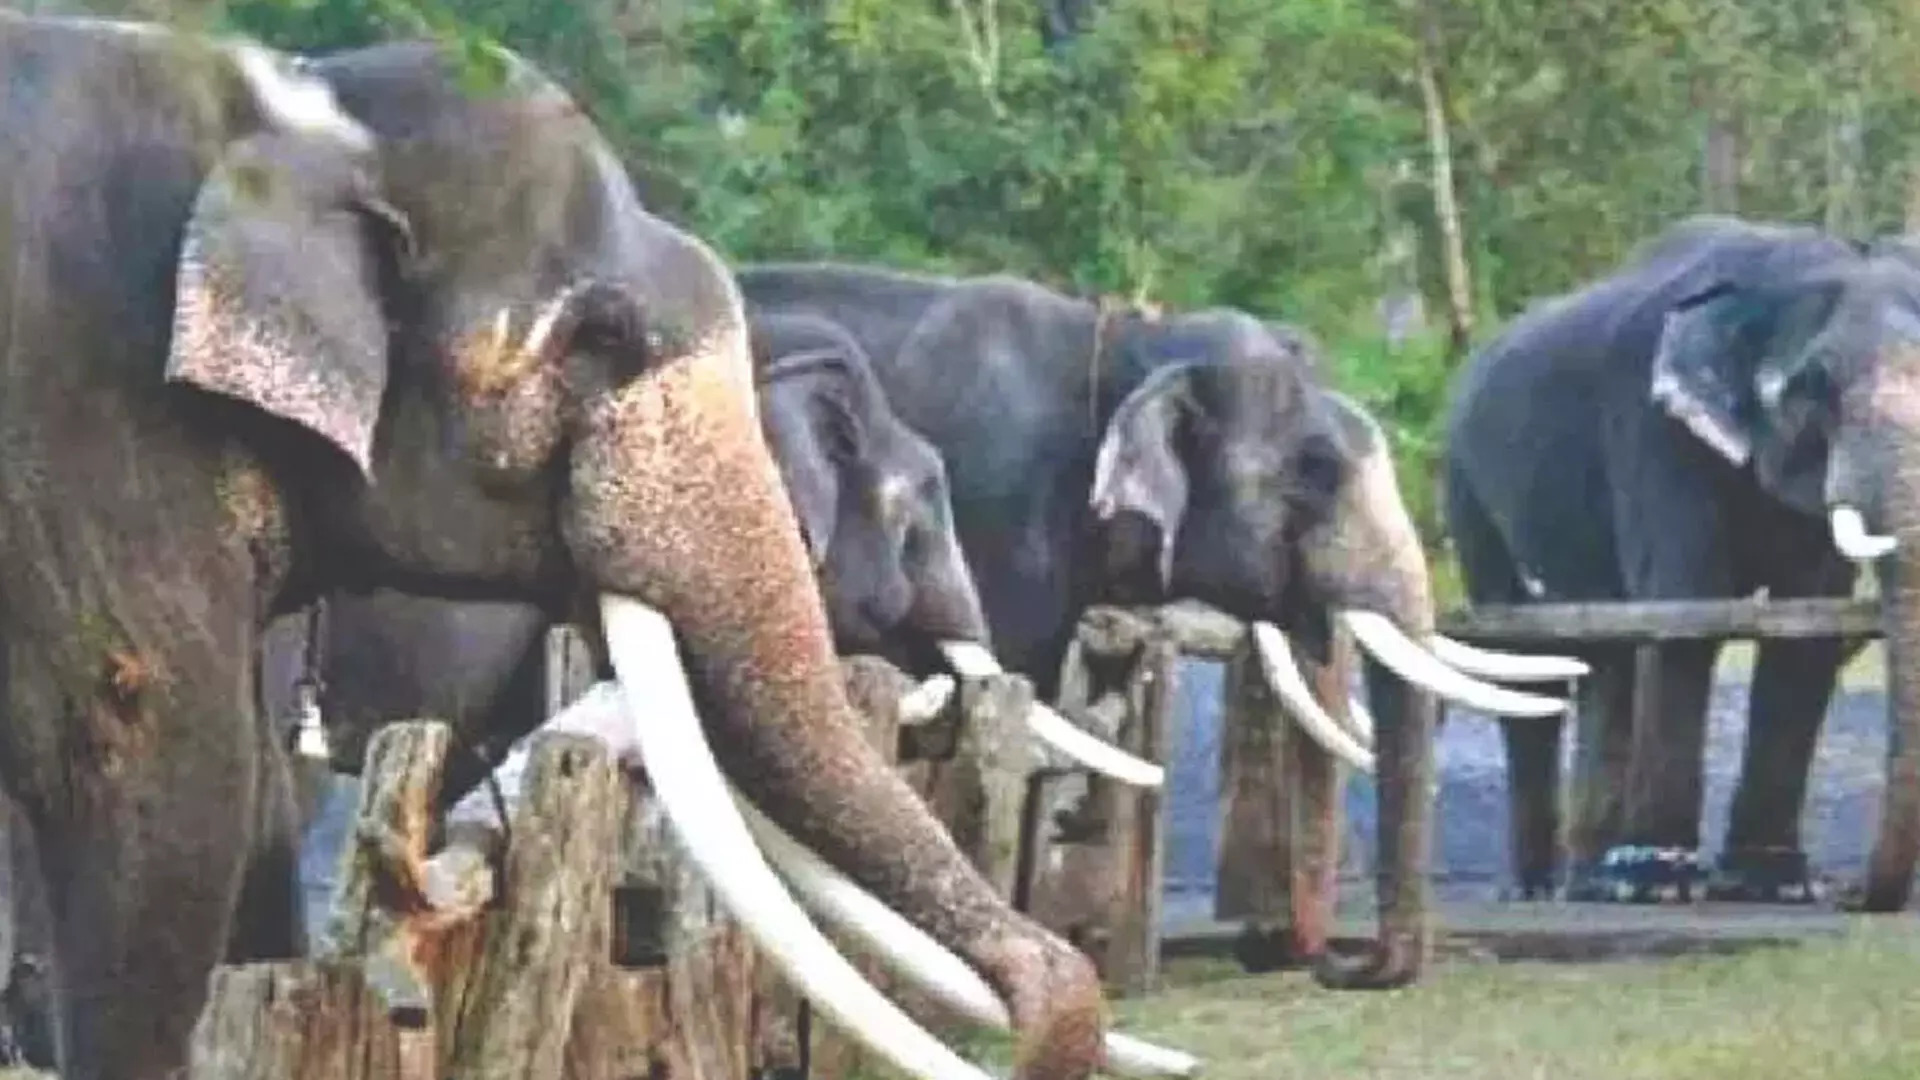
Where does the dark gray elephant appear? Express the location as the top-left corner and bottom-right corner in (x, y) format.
(735, 264), (1588, 989)
(1444, 213), (1920, 910)
(0, 14), (1119, 1080)
(263, 308), (1032, 794)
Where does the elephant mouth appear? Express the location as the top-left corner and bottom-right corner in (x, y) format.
(1244, 610), (1586, 774)
(442, 594), (1199, 1080)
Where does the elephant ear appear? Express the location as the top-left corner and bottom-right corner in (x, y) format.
(1648, 281), (1766, 467)
(1090, 362), (1197, 589)
(759, 348), (863, 564)
(166, 131), (410, 479)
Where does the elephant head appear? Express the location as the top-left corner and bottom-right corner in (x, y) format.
(752, 311), (990, 664)
(752, 310), (1166, 786)
(1084, 311), (1585, 987)
(1642, 216), (1920, 911)
(5, 16), (1146, 1078)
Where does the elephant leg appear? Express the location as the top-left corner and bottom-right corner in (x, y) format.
(1500, 715), (1563, 899)
(1561, 648), (1636, 901)
(225, 724), (306, 962)
(1711, 635), (1855, 902)
(1583, 640), (1720, 904)
(1, 600), (268, 1080)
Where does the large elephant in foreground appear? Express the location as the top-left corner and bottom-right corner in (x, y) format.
(1444, 214), (1920, 910)
(0, 14), (1114, 1080)
(736, 263), (1588, 988)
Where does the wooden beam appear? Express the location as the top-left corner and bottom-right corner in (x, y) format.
(1438, 597), (1881, 644)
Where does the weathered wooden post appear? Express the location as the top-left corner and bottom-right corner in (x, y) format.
(900, 671), (1034, 902)
(1025, 606), (1178, 995)
(189, 719), (625, 1080)
(189, 624), (769, 1080)
(773, 654), (1038, 1080)
(1214, 626), (1350, 968)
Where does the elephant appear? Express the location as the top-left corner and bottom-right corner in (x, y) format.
(1442, 213), (1920, 910)
(733, 263), (1589, 988)
(270, 307), (1030, 798)
(0, 14), (1137, 1080)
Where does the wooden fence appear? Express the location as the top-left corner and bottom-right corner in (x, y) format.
(189, 628), (766, 1080)
(1434, 596), (1882, 896)
(1017, 602), (1357, 991)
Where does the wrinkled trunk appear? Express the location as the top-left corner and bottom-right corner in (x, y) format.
(1299, 430), (1436, 987)
(564, 331), (1101, 1076)
(1312, 561), (1435, 989)
(1863, 447), (1920, 911)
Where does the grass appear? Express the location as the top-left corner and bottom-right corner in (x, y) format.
(1098, 922), (1920, 1080)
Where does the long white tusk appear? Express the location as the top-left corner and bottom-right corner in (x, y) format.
(938, 640), (1165, 788)
(1339, 610), (1569, 719)
(732, 790), (1201, 1077)
(1427, 634), (1590, 683)
(1343, 694), (1377, 745)
(898, 674), (958, 725)
(444, 680), (636, 829)
(1028, 702), (1165, 787)
(937, 639), (1001, 680)
(1248, 623), (1375, 774)
(1831, 504), (1898, 561)
(601, 595), (995, 1080)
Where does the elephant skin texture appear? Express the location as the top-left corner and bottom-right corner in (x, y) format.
(735, 262), (1488, 989)
(1444, 213), (1920, 909)
(0, 14), (1102, 1080)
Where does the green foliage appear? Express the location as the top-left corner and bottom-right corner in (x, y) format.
(108, 0), (1920, 593)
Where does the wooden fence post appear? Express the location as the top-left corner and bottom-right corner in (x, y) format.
(1213, 638), (1295, 954)
(190, 624), (768, 1080)
(189, 720), (624, 1080)
(902, 673), (1033, 901)
(1024, 607), (1176, 996)
(1214, 626), (1349, 968)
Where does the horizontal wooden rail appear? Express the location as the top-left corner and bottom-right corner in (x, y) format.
(1438, 597), (1882, 645)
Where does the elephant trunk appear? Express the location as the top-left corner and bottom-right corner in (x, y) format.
(565, 315), (1103, 1080)
(1860, 424), (1920, 911)
(1298, 430), (1437, 990)
(1312, 540), (1436, 989)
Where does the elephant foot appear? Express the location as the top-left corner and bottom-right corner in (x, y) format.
(1499, 871), (1561, 902)
(1706, 848), (1824, 904)
(1564, 845), (1705, 904)
(1231, 921), (1311, 973)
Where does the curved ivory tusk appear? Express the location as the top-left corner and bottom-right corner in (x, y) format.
(1029, 702), (1165, 787)
(938, 641), (1165, 788)
(1249, 623), (1376, 774)
(898, 674), (957, 725)
(731, 790), (1201, 1077)
(1343, 694), (1377, 745)
(1340, 610), (1569, 719)
(936, 639), (1001, 680)
(601, 595), (994, 1080)
(1427, 634), (1591, 683)
(1831, 504), (1897, 561)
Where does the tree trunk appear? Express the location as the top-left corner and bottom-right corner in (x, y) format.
(1824, 89), (1865, 237)
(1375, 160), (1430, 350)
(1701, 106), (1740, 213)
(1412, 0), (1473, 361)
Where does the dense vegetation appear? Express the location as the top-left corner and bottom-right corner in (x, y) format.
(65, 0), (1920, 595)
